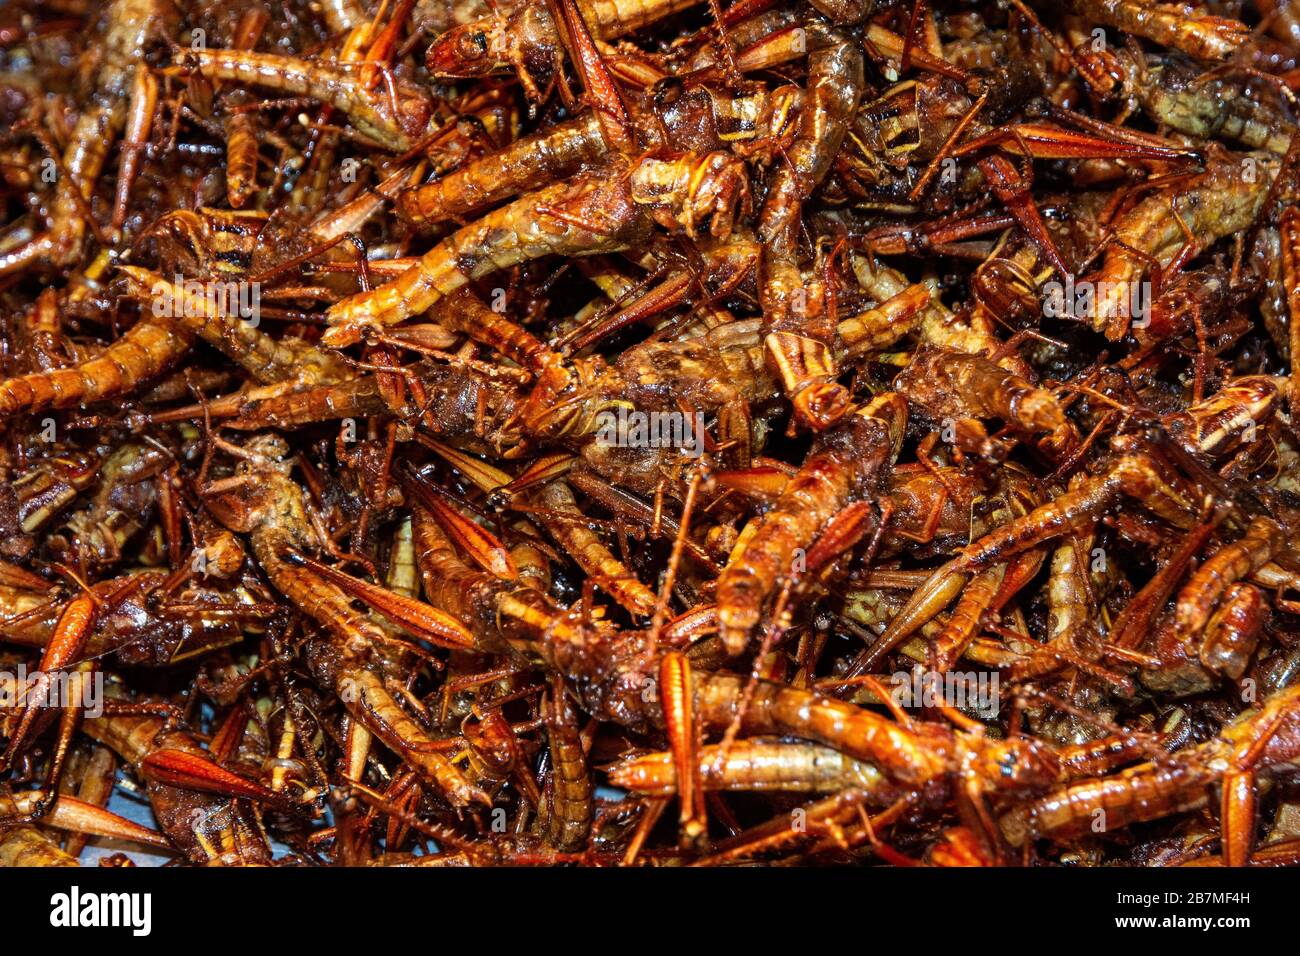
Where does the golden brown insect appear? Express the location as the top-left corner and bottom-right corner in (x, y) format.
(543, 676), (594, 851)
(1061, 0), (1249, 61)
(1090, 152), (1277, 339)
(84, 710), (276, 866)
(758, 25), (863, 431)
(0, 791), (80, 867)
(324, 161), (653, 344)
(0, 0), (180, 276)
(202, 454), (488, 808)
(180, 49), (434, 151)
(895, 346), (1078, 458)
(0, 317), (193, 418)
(425, 0), (701, 98)
(607, 740), (894, 796)
(1001, 683), (1300, 866)
(717, 392), (907, 653)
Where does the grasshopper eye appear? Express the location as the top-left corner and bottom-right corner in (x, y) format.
(459, 30), (488, 60)
(1000, 751), (1019, 778)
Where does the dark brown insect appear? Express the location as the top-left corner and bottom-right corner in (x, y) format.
(0, 0), (1299, 872)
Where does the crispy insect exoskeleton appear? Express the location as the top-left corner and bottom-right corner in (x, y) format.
(325, 163), (652, 344)
(0, 316), (193, 417)
(543, 676), (593, 851)
(717, 392), (907, 653)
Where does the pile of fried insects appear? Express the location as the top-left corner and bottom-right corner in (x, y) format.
(1, 0), (1300, 868)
